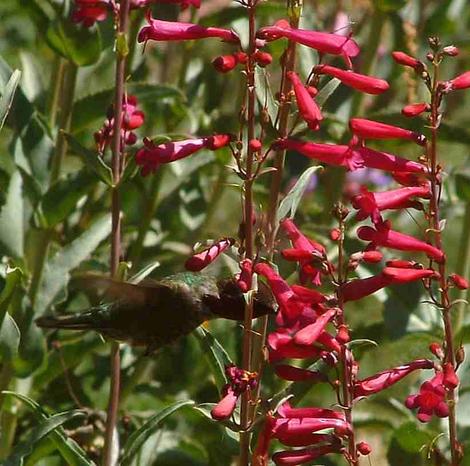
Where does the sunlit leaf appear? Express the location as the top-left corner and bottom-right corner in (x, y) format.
(0, 69), (21, 132)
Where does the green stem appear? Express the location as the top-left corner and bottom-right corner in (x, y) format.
(103, 1), (131, 465)
(0, 364), (15, 459)
(454, 202), (470, 333)
(47, 57), (66, 129)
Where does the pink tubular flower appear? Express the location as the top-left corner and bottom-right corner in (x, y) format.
(402, 102), (430, 117)
(135, 134), (231, 175)
(448, 71), (470, 91)
(290, 285), (326, 304)
(405, 372), (449, 422)
(277, 139), (427, 174)
(280, 219), (325, 286)
(211, 364), (257, 420)
(391, 51), (423, 69)
(288, 71), (323, 131)
(122, 95), (145, 130)
(315, 64), (389, 94)
(351, 185), (430, 222)
(210, 388), (238, 420)
(72, 0), (109, 27)
(138, 13), (239, 45)
(274, 364), (326, 382)
(354, 359), (434, 398)
(293, 308), (337, 346)
(237, 259), (253, 292)
(349, 118), (426, 145)
(272, 444), (341, 465)
(185, 238), (233, 271)
(357, 220), (445, 262)
(257, 20), (359, 65)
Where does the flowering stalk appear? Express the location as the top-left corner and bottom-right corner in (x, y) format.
(425, 43), (461, 465)
(103, 1), (130, 465)
(238, 1), (258, 463)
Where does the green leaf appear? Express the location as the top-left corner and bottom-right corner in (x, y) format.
(121, 400), (195, 466)
(0, 171), (24, 257)
(393, 421), (434, 453)
(0, 69), (21, 132)
(35, 214), (112, 313)
(277, 165), (321, 222)
(64, 133), (113, 186)
(0, 313), (21, 361)
(193, 327), (232, 389)
(0, 266), (22, 328)
(129, 261), (161, 284)
(4, 410), (85, 466)
(456, 172), (470, 202)
(1, 391), (95, 466)
(374, 0), (407, 12)
(255, 68), (278, 127)
(35, 169), (96, 228)
(46, 20), (101, 67)
(316, 78), (341, 107)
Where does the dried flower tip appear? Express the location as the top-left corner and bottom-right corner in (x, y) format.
(428, 36), (441, 50)
(401, 102), (430, 117)
(356, 441), (372, 456)
(254, 51), (273, 67)
(392, 51), (423, 70)
(449, 273), (469, 290)
(442, 45), (459, 56)
(455, 346), (465, 366)
(429, 342), (444, 359)
(212, 54), (238, 73)
(237, 259), (253, 292)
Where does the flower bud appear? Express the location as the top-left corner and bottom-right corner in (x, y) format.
(401, 102), (430, 118)
(455, 346), (465, 366)
(449, 273), (469, 290)
(330, 228), (341, 241)
(254, 50), (272, 67)
(442, 45), (459, 57)
(357, 441), (372, 456)
(336, 325), (350, 344)
(212, 54), (238, 73)
(429, 342), (444, 359)
(234, 51), (248, 64)
(392, 51), (423, 70)
(443, 362), (459, 389)
(307, 86), (318, 97)
(249, 139), (262, 152)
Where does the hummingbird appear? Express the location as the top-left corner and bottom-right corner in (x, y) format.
(36, 272), (275, 354)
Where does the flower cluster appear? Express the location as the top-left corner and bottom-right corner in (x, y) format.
(94, 95), (145, 155)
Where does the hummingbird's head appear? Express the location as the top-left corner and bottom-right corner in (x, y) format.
(206, 278), (277, 321)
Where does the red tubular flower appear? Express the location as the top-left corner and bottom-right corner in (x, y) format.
(341, 273), (393, 302)
(257, 20), (359, 65)
(210, 388), (238, 420)
(315, 64), (389, 94)
(185, 238), (233, 271)
(382, 266), (437, 283)
(135, 134), (231, 175)
(138, 12), (239, 45)
(277, 139), (426, 174)
(352, 185), (430, 221)
(357, 442), (372, 456)
(274, 417), (351, 438)
(72, 0), (109, 27)
(254, 51), (273, 67)
(212, 54), (238, 73)
(354, 359), (434, 398)
(448, 71), (470, 91)
(288, 71), (323, 131)
(290, 285), (326, 304)
(277, 402), (345, 420)
(349, 118), (426, 145)
(443, 363), (459, 389)
(357, 221), (445, 262)
(254, 263), (306, 325)
(402, 102), (430, 117)
(272, 444), (341, 465)
(293, 308), (337, 346)
(392, 171), (429, 187)
(405, 372), (449, 422)
(276, 432), (333, 448)
(391, 51), (423, 69)
(274, 364), (326, 382)
(237, 259), (253, 292)
(122, 95), (145, 130)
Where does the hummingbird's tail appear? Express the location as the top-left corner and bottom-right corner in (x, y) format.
(36, 312), (96, 330)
